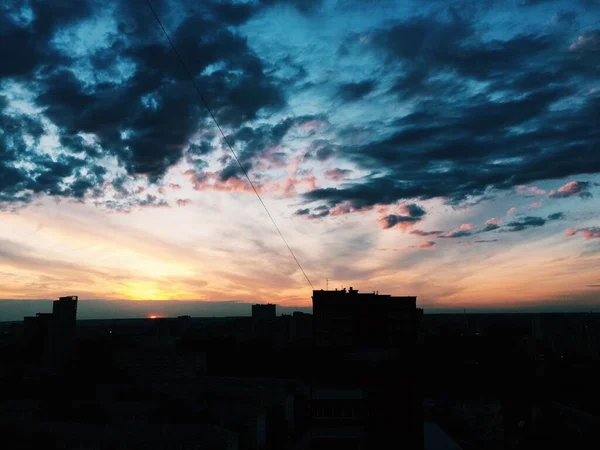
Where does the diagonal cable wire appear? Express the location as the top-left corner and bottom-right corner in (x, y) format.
(144, 0), (314, 289)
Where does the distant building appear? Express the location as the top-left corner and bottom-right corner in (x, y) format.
(252, 304), (276, 320)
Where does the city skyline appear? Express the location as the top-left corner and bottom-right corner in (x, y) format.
(1, 0), (600, 312)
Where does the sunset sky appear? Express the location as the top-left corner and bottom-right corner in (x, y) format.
(1, 0), (600, 316)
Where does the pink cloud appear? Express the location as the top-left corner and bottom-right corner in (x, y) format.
(565, 227), (600, 240)
(254, 146), (288, 170)
(185, 164), (316, 197)
(158, 183), (180, 195)
(282, 174), (317, 197)
(186, 170), (258, 193)
(298, 119), (328, 134)
(548, 181), (593, 199)
(323, 168), (353, 181)
(439, 223), (475, 239)
(333, 202), (374, 217)
(418, 240), (436, 250)
(529, 202), (542, 209)
(376, 206), (390, 215)
(516, 185), (546, 196)
(581, 229), (600, 240)
(485, 218), (503, 226)
(274, 157), (318, 197)
(507, 207), (517, 216)
(176, 199), (192, 207)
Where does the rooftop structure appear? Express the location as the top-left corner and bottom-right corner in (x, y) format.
(312, 287), (420, 348)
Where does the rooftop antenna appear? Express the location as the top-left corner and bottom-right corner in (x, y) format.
(326, 278), (330, 290)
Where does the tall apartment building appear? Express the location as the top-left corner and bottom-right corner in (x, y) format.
(310, 288), (423, 450)
(46, 295), (78, 375)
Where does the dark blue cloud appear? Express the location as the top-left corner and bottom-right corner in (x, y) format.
(0, 93), (106, 207)
(220, 114), (327, 180)
(260, 0), (323, 14)
(303, 10), (600, 210)
(402, 203), (426, 218)
(379, 203), (426, 229)
(379, 214), (421, 229)
(481, 223), (501, 232)
(440, 229), (473, 238)
(294, 206), (329, 219)
(3, 0), (600, 215)
(337, 80), (377, 102)
(1, 0), (289, 201)
(410, 229), (443, 236)
(505, 216), (546, 232)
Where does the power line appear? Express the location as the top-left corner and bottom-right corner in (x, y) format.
(143, 0), (314, 290)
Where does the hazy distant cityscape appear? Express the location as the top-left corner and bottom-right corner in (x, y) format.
(1, 290), (599, 449)
(2, 298), (599, 322)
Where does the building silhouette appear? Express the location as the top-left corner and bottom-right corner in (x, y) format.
(313, 287), (421, 348)
(310, 288), (424, 450)
(251, 304), (276, 320)
(22, 296), (79, 376)
(23, 313), (53, 363)
(46, 296), (78, 376)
